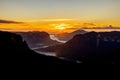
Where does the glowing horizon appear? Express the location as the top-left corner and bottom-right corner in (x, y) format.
(0, 0), (120, 33)
(0, 19), (120, 33)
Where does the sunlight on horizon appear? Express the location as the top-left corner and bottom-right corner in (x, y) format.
(0, 0), (120, 33)
(0, 20), (120, 34)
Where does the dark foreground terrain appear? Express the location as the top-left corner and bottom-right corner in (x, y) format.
(0, 31), (77, 65)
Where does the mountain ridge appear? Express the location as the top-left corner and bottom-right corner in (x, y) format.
(38, 31), (120, 64)
(56, 29), (87, 41)
(16, 31), (61, 48)
(0, 31), (77, 65)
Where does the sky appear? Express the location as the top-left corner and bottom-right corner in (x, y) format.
(0, 0), (120, 33)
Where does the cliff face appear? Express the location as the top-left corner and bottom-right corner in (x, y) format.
(56, 32), (120, 64)
(0, 31), (76, 64)
(40, 32), (120, 64)
(16, 31), (60, 48)
(2, 31), (120, 64)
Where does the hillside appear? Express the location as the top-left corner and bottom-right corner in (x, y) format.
(0, 31), (77, 65)
(39, 32), (120, 64)
(16, 31), (61, 48)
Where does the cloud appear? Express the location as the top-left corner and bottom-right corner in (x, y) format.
(0, 28), (12, 30)
(0, 19), (22, 23)
(66, 28), (81, 30)
(39, 19), (74, 22)
(82, 23), (96, 26)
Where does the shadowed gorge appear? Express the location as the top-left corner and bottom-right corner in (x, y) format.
(39, 32), (120, 64)
(0, 31), (77, 65)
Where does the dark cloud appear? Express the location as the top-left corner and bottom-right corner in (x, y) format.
(0, 19), (22, 23)
(65, 28), (80, 30)
(0, 28), (12, 30)
(83, 23), (96, 26)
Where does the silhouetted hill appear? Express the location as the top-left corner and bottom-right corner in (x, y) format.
(16, 31), (61, 48)
(56, 29), (87, 41)
(0, 31), (77, 65)
(40, 32), (120, 64)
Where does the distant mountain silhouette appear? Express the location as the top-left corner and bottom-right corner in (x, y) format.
(82, 25), (120, 29)
(56, 29), (87, 41)
(16, 31), (61, 48)
(0, 31), (77, 65)
(40, 32), (120, 64)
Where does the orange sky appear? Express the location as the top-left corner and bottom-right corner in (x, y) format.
(0, 0), (120, 33)
(0, 19), (120, 33)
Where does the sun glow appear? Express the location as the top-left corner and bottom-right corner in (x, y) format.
(50, 23), (72, 30)
(55, 24), (66, 30)
(0, 19), (120, 34)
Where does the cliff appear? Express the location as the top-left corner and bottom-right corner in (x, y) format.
(39, 32), (120, 64)
(0, 31), (77, 65)
(16, 31), (61, 48)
